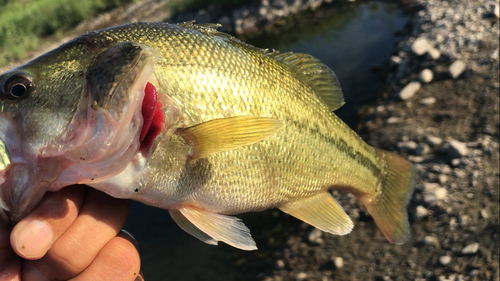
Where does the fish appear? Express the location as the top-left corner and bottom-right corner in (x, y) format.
(0, 22), (415, 250)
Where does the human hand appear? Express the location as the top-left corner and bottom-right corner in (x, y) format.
(0, 185), (142, 281)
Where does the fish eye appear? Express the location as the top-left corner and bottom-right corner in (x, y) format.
(2, 73), (33, 101)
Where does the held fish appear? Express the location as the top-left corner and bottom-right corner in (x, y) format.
(0, 22), (415, 250)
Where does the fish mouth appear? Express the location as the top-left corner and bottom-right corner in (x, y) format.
(0, 43), (158, 223)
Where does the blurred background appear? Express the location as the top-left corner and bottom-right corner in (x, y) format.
(1, 0), (498, 280)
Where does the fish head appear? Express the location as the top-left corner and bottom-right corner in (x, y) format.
(0, 39), (157, 224)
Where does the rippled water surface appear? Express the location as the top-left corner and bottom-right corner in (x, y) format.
(124, 1), (409, 280)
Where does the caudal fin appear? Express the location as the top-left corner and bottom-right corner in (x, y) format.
(361, 148), (416, 244)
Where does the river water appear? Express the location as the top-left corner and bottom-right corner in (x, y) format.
(123, 1), (409, 280)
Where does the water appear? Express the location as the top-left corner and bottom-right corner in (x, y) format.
(123, 1), (408, 280)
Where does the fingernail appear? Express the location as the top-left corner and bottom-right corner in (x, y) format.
(12, 220), (53, 259)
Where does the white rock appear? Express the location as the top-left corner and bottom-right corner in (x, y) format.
(399, 81), (421, 100)
(420, 97), (437, 105)
(493, 3), (499, 18)
(390, 56), (402, 67)
(333, 257), (344, 269)
(480, 209), (489, 219)
(415, 143), (431, 155)
(461, 243), (480, 255)
(276, 259), (285, 269)
(386, 117), (403, 124)
(439, 255), (451, 265)
(423, 235), (439, 246)
(433, 187), (448, 200)
(427, 47), (441, 60)
(416, 205), (429, 219)
(423, 182), (440, 192)
(419, 69), (434, 83)
(446, 140), (469, 158)
(438, 174), (448, 184)
(448, 61), (466, 79)
(412, 37), (431, 56)
(398, 141), (418, 152)
(308, 228), (323, 244)
(295, 272), (308, 280)
(425, 135), (443, 146)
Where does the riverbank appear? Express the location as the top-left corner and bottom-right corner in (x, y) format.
(260, 0), (499, 280)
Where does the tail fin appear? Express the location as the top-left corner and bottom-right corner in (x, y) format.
(361, 148), (416, 244)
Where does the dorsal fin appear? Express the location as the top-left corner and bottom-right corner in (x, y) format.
(271, 52), (344, 111)
(177, 21), (345, 111)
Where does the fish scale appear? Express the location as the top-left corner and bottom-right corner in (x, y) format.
(0, 22), (415, 250)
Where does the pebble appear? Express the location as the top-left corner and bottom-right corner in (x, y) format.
(439, 255), (451, 265)
(461, 242), (480, 255)
(386, 117), (402, 124)
(445, 140), (469, 158)
(276, 259), (285, 269)
(416, 205), (429, 219)
(438, 174), (448, 184)
(448, 60), (466, 79)
(412, 37), (432, 56)
(423, 182), (440, 192)
(398, 141), (418, 152)
(420, 97), (437, 105)
(295, 272), (308, 280)
(399, 81), (421, 100)
(480, 209), (489, 219)
(433, 187), (448, 200)
(425, 135), (443, 147)
(415, 143), (431, 155)
(333, 257), (344, 269)
(427, 47), (441, 60)
(423, 193), (438, 206)
(423, 235), (439, 247)
(495, 4), (500, 18)
(308, 228), (323, 244)
(419, 69), (434, 83)
(390, 56), (402, 67)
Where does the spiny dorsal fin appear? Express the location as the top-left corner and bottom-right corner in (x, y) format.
(272, 52), (344, 111)
(178, 21), (344, 111)
(177, 116), (283, 159)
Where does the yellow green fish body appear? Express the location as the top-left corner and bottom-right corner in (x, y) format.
(0, 22), (415, 250)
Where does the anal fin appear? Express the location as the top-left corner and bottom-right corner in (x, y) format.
(280, 192), (353, 235)
(172, 206), (257, 251)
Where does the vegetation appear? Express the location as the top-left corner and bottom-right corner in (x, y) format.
(0, 0), (135, 65)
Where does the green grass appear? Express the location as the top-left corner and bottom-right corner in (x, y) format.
(0, 0), (135, 65)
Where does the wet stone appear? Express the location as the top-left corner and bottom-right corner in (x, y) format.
(461, 242), (480, 255)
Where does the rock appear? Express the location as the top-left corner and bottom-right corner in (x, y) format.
(461, 242), (480, 255)
(480, 209), (489, 219)
(448, 61), (466, 79)
(415, 143), (431, 155)
(446, 140), (469, 158)
(398, 141), (418, 152)
(439, 255), (451, 265)
(495, 4), (500, 18)
(423, 182), (440, 192)
(416, 205), (429, 219)
(386, 117), (403, 124)
(308, 228), (323, 244)
(433, 187), (448, 200)
(420, 97), (437, 105)
(398, 81), (421, 100)
(425, 135), (443, 147)
(423, 193), (438, 206)
(423, 235), (439, 247)
(412, 37), (432, 56)
(276, 259), (285, 269)
(451, 158), (463, 167)
(427, 47), (441, 60)
(390, 56), (402, 67)
(295, 272), (308, 280)
(419, 69), (434, 83)
(333, 257), (344, 269)
(438, 174), (448, 184)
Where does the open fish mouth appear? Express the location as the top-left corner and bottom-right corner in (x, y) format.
(0, 42), (158, 223)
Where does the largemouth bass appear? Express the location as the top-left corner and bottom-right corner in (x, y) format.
(0, 22), (415, 250)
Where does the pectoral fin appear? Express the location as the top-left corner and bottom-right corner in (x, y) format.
(178, 116), (283, 159)
(172, 206), (257, 251)
(280, 192), (353, 235)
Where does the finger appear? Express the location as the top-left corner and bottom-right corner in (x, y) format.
(10, 185), (86, 260)
(0, 221), (21, 281)
(25, 188), (130, 280)
(71, 234), (141, 281)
